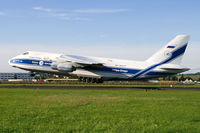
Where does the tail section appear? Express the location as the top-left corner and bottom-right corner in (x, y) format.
(146, 35), (190, 65)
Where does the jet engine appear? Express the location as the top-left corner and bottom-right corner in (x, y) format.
(51, 62), (58, 70)
(51, 62), (76, 72)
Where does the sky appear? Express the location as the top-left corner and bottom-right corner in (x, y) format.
(0, 0), (200, 73)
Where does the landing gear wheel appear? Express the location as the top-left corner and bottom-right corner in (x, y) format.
(78, 77), (104, 83)
(78, 77), (83, 82)
(91, 78), (97, 83)
(82, 77), (87, 82)
(86, 78), (92, 83)
(97, 78), (104, 83)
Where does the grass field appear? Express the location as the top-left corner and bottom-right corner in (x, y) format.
(1, 83), (200, 88)
(0, 88), (200, 133)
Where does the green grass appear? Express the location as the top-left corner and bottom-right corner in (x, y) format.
(0, 88), (200, 133)
(1, 83), (200, 88)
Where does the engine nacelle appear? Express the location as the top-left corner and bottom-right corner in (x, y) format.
(51, 62), (58, 70)
(56, 62), (76, 72)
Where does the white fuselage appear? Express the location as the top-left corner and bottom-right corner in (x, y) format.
(8, 35), (190, 81)
(8, 51), (185, 80)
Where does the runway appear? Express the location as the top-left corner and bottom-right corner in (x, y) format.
(1, 85), (200, 90)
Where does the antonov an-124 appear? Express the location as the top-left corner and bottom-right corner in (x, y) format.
(9, 35), (190, 83)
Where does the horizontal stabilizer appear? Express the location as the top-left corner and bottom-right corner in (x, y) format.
(161, 67), (190, 72)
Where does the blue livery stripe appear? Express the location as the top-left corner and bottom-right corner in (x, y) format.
(10, 59), (52, 67)
(84, 65), (141, 74)
(132, 44), (187, 79)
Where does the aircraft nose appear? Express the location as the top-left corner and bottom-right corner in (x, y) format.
(8, 58), (14, 66)
(8, 59), (11, 65)
(8, 56), (17, 66)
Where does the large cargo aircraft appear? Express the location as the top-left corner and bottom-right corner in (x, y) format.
(9, 35), (190, 83)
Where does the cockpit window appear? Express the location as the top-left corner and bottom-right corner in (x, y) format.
(22, 52), (29, 55)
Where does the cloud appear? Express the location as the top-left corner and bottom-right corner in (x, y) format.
(32, 7), (128, 21)
(0, 12), (5, 16)
(73, 9), (128, 13)
(51, 13), (89, 21)
(50, 13), (71, 20)
(32, 6), (53, 12)
(32, 6), (89, 21)
(51, 13), (69, 17)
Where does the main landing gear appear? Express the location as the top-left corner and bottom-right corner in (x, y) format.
(78, 77), (104, 83)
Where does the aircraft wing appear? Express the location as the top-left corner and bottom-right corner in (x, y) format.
(56, 55), (104, 66)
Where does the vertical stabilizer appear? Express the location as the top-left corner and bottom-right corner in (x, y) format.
(146, 35), (190, 65)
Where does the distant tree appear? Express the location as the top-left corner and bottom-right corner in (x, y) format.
(195, 72), (200, 75)
(14, 74), (17, 79)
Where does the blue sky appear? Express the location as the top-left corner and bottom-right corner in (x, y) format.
(0, 0), (200, 72)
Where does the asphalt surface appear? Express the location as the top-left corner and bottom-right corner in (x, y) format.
(0, 85), (200, 90)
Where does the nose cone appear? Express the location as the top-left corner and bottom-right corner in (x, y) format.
(8, 56), (17, 67)
(8, 58), (14, 67)
(8, 59), (11, 65)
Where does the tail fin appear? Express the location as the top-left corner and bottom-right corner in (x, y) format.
(146, 35), (190, 65)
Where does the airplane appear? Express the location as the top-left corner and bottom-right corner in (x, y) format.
(9, 35), (190, 83)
